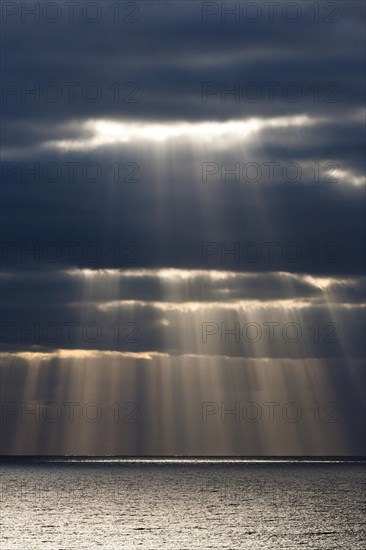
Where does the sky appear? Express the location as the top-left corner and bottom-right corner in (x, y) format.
(0, 0), (365, 456)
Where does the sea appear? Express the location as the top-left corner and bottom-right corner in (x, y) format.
(1, 458), (365, 549)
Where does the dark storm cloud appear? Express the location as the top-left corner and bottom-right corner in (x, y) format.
(1, 304), (364, 359)
(1, 268), (365, 359)
(1, 161), (364, 274)
(1, 269), (365, 307)
(1, 1), (365, 123)
(1, 1), (364, 280)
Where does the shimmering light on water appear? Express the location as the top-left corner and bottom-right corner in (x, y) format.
(1, 462), (365, 549)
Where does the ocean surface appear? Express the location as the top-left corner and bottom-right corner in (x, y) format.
(1, 459), (365, 549)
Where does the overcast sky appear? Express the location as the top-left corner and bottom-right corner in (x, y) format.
(0, 0), (365, 456)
